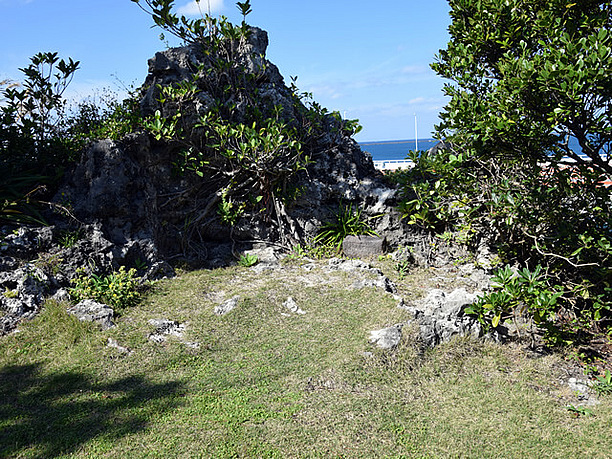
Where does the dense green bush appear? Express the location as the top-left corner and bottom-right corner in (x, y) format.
(0, 52), (80, 174)
(398, 0), (612, 341)
(69, 266), (141, 311)
(0, 53), (81, 224)
(465, 265), (563, 340)
(62, 88), (143, 145)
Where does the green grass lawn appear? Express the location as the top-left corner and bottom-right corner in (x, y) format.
(1, 260), (611, 458)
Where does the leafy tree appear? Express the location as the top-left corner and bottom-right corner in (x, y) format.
(435, 0), (612, 175)
(0, 52), (81, 224)
(0, 52), (80, 173)
(399, 0), (612, 338)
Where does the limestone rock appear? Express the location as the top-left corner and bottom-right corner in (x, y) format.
(53, 26), (398, 260)
(0, 264), (49, 335)
(148, 318), (186, 343)
(52, 288), (71, 303)
(327, 258), (371, 272)
(369, 324), (403, 349)
(215, 296), (240, 316)
(67, 299), (115, 330)
(0, 226), (53, 258)
(283, 297), (305, 315)
(327, 258), (397, 294)
(568, 377), (599, 406)
(402, 288), (483, 347)
(141, 261), (176, 283)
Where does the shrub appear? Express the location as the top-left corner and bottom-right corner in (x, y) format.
(0, 52), (80, 174)
(314, 202), (379, 252)
(398, 0), (612, 341)
(62, 88), (143, 145)
(465, 265), (563, 333)
(70, 266), (141, 311)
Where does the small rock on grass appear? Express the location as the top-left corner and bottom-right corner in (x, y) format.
(67, 299), (115, 330)
(369, 324), (403, 349)
(214, 296), (240, 316)
(148, 318), (188, 344)
(148, 318), (185, 336)
(283, 297), (306, 315)
(107, 338), (132, 354)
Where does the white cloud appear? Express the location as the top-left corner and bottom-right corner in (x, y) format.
(177, 0), (224, 16)
(304, 83), (344, 100)
(354, 97), (447, 118)
(401, 65), (431, 75)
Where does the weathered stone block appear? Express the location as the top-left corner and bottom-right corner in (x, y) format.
(67, 299), (115, 330)
(342, 235), (384, 258)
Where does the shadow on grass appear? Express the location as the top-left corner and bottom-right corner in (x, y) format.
(0, 363), (184, 457)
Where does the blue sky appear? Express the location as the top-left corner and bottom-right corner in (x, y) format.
(0, 0), (451, 141)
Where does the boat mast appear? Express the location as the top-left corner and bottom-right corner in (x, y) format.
(414, 114), (418, 151)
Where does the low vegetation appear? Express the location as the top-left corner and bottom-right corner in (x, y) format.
(69, 266), (141, 311)
(2, 260), (612, 458)
(314, 201), (381, 253)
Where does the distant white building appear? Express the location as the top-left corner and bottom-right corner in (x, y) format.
(373, 159), (415, 172)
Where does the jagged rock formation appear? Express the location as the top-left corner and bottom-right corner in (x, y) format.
(402, 288), (484, 347)
(1, 27), (480, 336)
(56, 27), (402, 261)
(0, 224), (173, 335)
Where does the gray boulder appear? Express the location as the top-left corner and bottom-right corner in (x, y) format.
(403, 288), (482, 347)
(0, 264), (49, 334)
(67, 299), (115, 330)
(369, 324), (403, 349)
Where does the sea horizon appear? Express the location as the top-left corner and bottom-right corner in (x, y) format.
(359, 138), (438, 161)
(360, 137), (598, 162)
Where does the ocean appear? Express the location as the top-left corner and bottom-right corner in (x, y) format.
(359, 137), (595, 162)
(359, 139), (438, 161)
